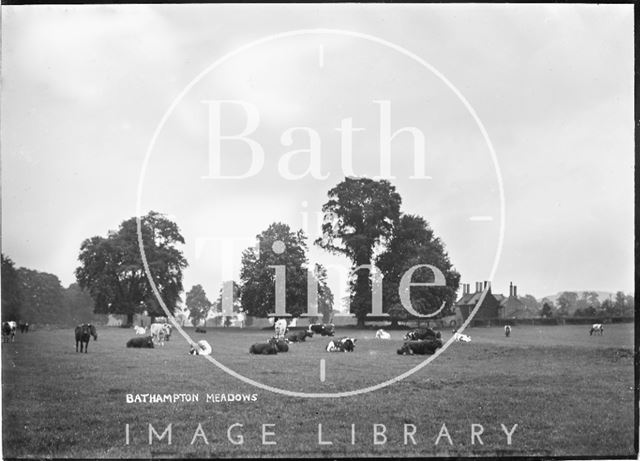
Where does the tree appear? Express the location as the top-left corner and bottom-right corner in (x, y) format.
(614, 291), (627, 316)
(1, 254), (23, 322)
(212, 281), (242, 314)
(240, 222), (325, 318)
(556, 292), (578, 317)
(186, 285), (212, 327)
(540, 302), (554, 318)
(316, 178), (401, 326)
(376, 214), (460, 320)
(521, 294), (540, 314)
(313, 264), (334, 323)
(76, 211), (188, 326)
(64, 283), (96, 325)
(17, 268), (67, 325)
(625, 295), (635, 317)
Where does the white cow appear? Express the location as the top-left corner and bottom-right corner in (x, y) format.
(590, 324), (604, 336)
(274, 319), (288, 340)
(375, 329), (391, 339)
(150, 323), (171, 346)
(189, 340), (212, 356)
(453, 332), (471, 342)
(134, 326), (146, 335)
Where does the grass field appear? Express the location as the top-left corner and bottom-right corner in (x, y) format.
(2, 323), (636, 458)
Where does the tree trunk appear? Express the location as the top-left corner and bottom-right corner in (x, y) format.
(126, 313), (134, 327)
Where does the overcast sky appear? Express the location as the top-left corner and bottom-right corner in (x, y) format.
(2, 4), (634, 308)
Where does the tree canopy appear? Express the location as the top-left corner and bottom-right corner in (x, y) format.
(75, 211), (187, 325)
(185, 284), (212, 327)
(1, 254), (23, 322)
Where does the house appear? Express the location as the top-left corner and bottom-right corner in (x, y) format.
(495, 283), (527, 319)
(454, 281), (501, 321)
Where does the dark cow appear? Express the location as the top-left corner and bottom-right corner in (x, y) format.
(2, 321), (16, 343)
(286, 330), (313, 342)
(269, 337), (289, 352)
(19, 322), (29, 333)
(326, 337), (356, 352)
(249, 342), (278, 355)
(126, 336), (154, 348)
(403, 327), (441, 341)
(397, 338), (443, 355)
(309, 323), (335, 336)
(195, 327), (207, 333)
(504, 325), (511, 337)
(75, 323), (98, 353)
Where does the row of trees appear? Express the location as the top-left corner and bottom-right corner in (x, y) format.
(1, 254), (95, 325)
(539, 291), (634, 318)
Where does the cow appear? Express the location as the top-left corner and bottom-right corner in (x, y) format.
(269, 337), (289, 352)
(308, 323), (335, 336)
(397, 338), (443, 355)
(326, 337), (356, 352)
(453, 332), (471, 342)
(375, 329), (391, 339)
(150, 323), (171, 346)
(195, 327), (207, 333)
(134, 325), (146, 335)
(504, 325), (511, 337)
(274, 319), (288, 339)
(590, 324), (604, 336)
(189, 340), (212, 355)
(2, 321), (16, 343)
(126, 336), (154, 348)
(75, 323), (97, 353)
(249, 342), (278, 355)
(18, 322), (29, 333)
(403, 327), (441, 341)
(286, 330), (313, 342)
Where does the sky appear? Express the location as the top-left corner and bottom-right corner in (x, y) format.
(1, 4), (634, 309)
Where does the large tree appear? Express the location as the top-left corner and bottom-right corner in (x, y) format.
(316, 178), (401, 326)
(240, 223), (332, 318)
(186, 284), (212, 327)
(1, 254), (23, 322)
(377, 214), (460, 320)
(17, 268), (67, 325)
(76, 211), (187, 326)
(64, 283), (96, 325)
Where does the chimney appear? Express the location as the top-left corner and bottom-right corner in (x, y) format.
(509, 282), (513, 297)
(514, 285), (518, 298)
(483, 280), (488, 289)
(475, 282), (481, 292)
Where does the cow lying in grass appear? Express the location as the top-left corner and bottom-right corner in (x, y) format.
(375, 329), (391, 339)
(453, 332), (471, 342)
(326, 337), (356, 352)
(269, 337), (289, 352)
(286, 330), (313, 342)
(397, 338), (443, 355)
(134, 326), (146, 335)
(403, 327), (441, 341)
(189, 340), (212, 355)
(308, 323), (335, 336)
(195, 327), (207, 333)
(249, 342), (279, 355)
(126, 336), (154, 348)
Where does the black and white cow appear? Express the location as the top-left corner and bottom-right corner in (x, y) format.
(590, 324), (604, 336)
(326, 337), (356, 352)
(286, 330), (313, 342)
(126, 336), (154, 348)
(189, 340), (212, 355)
(249, 342), (279, 355)
(504, 325), (511, 337)
(18, 322), (29, 333)
(397, 338), (443, 355)
(2, 321), (16, 343)
(403, 327), (441, 341)
(308, 323), (335, 336)
(269, 337), (289, 352)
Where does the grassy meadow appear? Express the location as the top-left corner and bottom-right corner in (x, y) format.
(2, 323), (636, 458)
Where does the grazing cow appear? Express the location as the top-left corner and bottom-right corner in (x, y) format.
(269, 337), (289, 352)
(134, 325), (146, 335)
(326, 337), (357, 352)
(375, 329), (391, 339)
(150, 323), (171, 346)
(308, 323), (335, 336)
(286, 330), (313, 342)
(397, 338), (443, 355)
(75, 324), (97, 353)
(249, 342), (278, 355)
(403, 327), (441, 341)
(195, 327), (207, 333)
(126, 336), (154, 348)
(453, 332), (471, 342)
(274, 319), (288, 340)
(2, 322), (16, 343)
(189, 340), (212, 356)
(504, 325), (511, 337)
(18, 322), (29, 333)
(590, 324), (604, 336)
